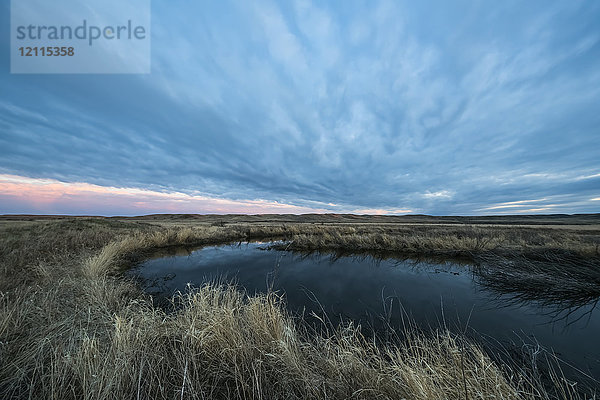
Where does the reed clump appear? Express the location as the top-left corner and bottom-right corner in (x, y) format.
(281, 225), (600, 258)
(0, 278), (563, 399)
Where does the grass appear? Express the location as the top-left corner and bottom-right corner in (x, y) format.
(276, 224), (600, 257)
(1, 215), (598, 399)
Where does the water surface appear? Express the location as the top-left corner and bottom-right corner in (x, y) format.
(130, 242), (600, 384)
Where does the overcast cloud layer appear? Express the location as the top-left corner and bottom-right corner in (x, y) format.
(1, 0), (599, 215)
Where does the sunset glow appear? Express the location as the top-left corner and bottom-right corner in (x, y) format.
(0, 174), (329, 215)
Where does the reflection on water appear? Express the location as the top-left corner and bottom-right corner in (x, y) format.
(129, 242), (600, 384)
(475, 253), (600, 330)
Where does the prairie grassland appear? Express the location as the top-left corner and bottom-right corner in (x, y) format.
(1, 216), (598, 399)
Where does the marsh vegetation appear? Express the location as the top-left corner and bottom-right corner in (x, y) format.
(1, 215), (599, 399)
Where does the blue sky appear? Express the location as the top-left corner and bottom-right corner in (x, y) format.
(1, 0), (599, 215)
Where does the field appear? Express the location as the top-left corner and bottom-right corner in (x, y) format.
(1, 214), (599, 399)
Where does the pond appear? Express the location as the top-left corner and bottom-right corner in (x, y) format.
(129, 241), (600, 385)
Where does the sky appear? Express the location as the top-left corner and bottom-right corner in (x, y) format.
(1, 0), (599, 216)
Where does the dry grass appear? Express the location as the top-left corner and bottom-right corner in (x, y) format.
(0, 217), (597, 399)
(0, 279), (535, 399)
(277, 224), (600, 258)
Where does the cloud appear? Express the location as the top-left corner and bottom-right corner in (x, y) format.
(1, 1), (599, 215)
(422, 191), (453, 199)
(0, 174), (329, 215)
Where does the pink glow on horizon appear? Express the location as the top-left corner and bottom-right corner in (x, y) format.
(349, 208), (413, 215)
(0, 174), (330, 215)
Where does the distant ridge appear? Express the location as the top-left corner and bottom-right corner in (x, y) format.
(1, 213), (599, 225)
